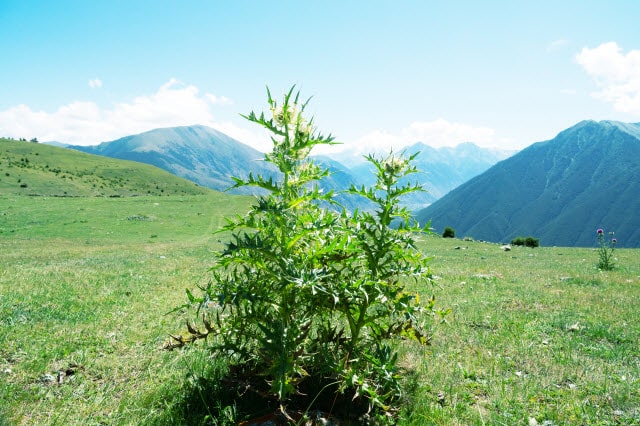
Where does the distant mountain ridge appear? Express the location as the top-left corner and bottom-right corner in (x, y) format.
(69, 125), (510, 207)
(70, 125), (277, 195)
(344, 142), (512, 211)
(402, 142), (513, 208)
(416, 120), (640, 247)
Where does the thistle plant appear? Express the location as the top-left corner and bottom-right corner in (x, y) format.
(168, 86), (435, 417)
(596, 228), (617, 270)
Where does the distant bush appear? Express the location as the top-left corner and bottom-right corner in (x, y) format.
(442, 226), (455, 238)
(511, 236), (539, 247)
(526, 237), (539, 247)
(511, 237), (523, 246)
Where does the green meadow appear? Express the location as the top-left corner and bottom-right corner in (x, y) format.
(0, 138), (208, 197)
(1, 193), (639, 425)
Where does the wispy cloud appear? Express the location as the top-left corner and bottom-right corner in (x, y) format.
(327, 119), (500, 157)
(88, 78), (103, 89)
(547, 39), (570, 52)
(205, 94), (233, 105)
(0, 79), (264, 147)
(576, 42), (640, 115)
(403, 119), (496, 147)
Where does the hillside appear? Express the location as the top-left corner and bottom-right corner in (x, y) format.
(69, 125), (278, 195)
(0, 138), (210, 197)
(416, 120), (640, 247)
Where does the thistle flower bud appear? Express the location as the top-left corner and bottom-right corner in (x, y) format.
(381, 155), (407, 177)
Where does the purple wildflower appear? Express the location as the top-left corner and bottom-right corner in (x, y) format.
(612, 238), (617, 244)
(597, 228), (604, 235)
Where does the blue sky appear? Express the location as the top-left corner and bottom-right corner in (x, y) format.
(1, 1), (639, 154)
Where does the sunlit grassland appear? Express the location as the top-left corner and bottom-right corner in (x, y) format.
(1, 194), (639, 425)
(0, 194), (251, 425)
(0, 138), (209, 197)
(403, 240), (640, 425)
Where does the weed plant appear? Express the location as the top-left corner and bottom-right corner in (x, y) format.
(168, 88), (435, 420)
(596, 228), (617, 270)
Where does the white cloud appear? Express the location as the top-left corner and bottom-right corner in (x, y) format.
(403, 119), (496, 147)
(333, 118), (498, 157)
(213, 121), (272, 152)
(88, 78), (103, 89)
(205, 94), (233, 105)
(109, 78), (214, 127)
(0, 79), (263, 147)
(576, 42), (640, 115)
(0, 81), (506, 155)
(547, 39), (570, 52)
(345, 129), (406, 156)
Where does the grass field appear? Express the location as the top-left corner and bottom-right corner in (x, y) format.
(1, 194), (639, 425)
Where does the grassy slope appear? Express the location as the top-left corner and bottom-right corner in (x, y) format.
(0, 138), (210, 197)
(1, 198), (639, 424)
(0, 193), (252, 425)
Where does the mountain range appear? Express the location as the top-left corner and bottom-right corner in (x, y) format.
(70, 125), (276, 195)
(69, 125), (510, 209)
(11, 119), (640, 247)
(416, 120), (640, 247)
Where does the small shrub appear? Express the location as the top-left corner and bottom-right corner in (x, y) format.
(511, 236), (539, 247)
(511, 237), (525, 246)
(442, 226), (455, 238)
(596, 228), (616, 270)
